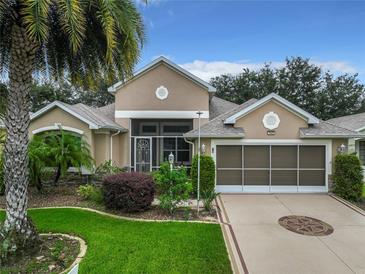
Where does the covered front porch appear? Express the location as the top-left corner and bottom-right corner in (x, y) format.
(130, 119), (194, 172)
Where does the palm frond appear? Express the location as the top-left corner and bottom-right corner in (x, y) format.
(56, 0), (86, 53)
(21, 0), (51, 43)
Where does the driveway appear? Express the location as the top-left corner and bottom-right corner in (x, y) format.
(219, 194), (365, 274)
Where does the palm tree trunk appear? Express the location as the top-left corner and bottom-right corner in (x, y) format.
(0, 25), (39, 250)
(54, 164), (62, 185)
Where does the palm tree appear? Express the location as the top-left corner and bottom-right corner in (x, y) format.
(0, 0), (144, 254)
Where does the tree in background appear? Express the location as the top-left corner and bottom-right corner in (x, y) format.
(0, 0), (144, 258)
(30, 81), (114, 112)
(211, 57), (365, 120)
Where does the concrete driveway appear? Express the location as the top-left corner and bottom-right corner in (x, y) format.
(218, 194), (365, 274)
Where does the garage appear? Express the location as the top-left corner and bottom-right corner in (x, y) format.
(216, 145), (327, 193)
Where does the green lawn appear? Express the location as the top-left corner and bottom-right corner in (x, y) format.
(0, 208), (231, 274)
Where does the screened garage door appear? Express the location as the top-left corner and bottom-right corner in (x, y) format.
(216, 145), (326, 193)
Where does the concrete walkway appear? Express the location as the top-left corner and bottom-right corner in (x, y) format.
(219, 194), (365, 274)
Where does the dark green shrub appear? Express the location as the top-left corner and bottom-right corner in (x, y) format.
(103, 172), (155, 212)
(191, 155), (215, 195)
(153, 162), (192, 214)
(77, 184), (103, 204)
(333, 153), (364, 201)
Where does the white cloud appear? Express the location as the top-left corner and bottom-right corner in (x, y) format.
(179, 59), (358, 81)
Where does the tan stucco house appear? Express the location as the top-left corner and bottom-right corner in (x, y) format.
(9, 57), (365, 193)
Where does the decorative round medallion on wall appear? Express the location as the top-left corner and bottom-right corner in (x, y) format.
(262, 111), (280, 130)
(155, 86), (169, 100)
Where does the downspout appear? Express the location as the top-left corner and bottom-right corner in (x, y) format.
(184, 137), (195, 157)
(110, 130), (121, 163)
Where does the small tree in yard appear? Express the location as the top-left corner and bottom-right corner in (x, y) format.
(191, 155), (216, 195)
(153, 163), (192, 215)
(0, 0), (144, 260)
(333, 153), (364, 202)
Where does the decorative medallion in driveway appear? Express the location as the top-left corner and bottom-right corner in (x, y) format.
(219, 194), (365, 274)
(278, 215), (334, 236)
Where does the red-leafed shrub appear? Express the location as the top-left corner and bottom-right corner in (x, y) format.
(103, 172), (155, 212)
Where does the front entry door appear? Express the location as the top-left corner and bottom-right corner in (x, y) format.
(135, 137), (152, 172)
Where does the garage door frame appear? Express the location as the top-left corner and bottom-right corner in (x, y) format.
(212, 139), (332, 193)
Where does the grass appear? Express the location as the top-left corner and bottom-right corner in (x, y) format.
(362, 184), (365, 198)
(0, 208), (231, 274)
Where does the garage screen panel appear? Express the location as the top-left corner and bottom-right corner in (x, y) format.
(271, 146), (297, 186)
(217, 170), (242, 185)
(216, 146), (242, 186)
(216, 146), (242, 169)
(299, 146), (325, 186)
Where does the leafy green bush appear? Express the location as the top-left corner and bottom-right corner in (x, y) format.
(94, 160), (125, 180)
(153, 162), (192, 214)
(333, 153), (364, 201)
(77, 184), (103, 204)
(103, 172), (155, 212)
(202, 190), (219, 212)
(0, 152), (4, 196)
(28, 131), (94, 190)
(191, 155), (215, 195)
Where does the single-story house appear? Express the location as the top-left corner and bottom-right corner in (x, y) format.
(3, 56), (365, 193)
(328, 113), (365, 174)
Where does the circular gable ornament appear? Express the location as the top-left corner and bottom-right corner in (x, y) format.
(262, 111), (280, 130)
(155, 86), (169, 100)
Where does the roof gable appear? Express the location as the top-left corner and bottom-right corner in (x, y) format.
(108, 56), (216, 93)
(30, 101), (126, 131)
(224, 93), (319, 125)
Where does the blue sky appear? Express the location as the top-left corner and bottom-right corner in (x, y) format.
(135, 0), (365, 82)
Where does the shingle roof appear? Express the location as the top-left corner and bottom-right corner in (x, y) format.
(327, 112), (365, 132)
(30, 101), (126, 131)
(67, 103), (125, 131)
(184, 98), (257, 138)
(185, 98), (364, 139)
(209, 97), (238, 120)
(300, 121), (365, 138)
(97, 103), (115, 120)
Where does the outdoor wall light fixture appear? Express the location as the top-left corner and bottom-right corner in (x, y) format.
(337, 143), (347, 154)
(201, 143), (206, 154)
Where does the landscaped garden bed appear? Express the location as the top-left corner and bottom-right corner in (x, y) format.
(0, 185), (217, 222)
(0, 208), (232, 274)
(0, 234), (80, 274)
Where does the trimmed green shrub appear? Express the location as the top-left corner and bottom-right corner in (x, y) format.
(333, 153), (364, 201)
(103, 172), (155, 212)
(191, 155), (215, 195)
(77, 184), (103, 204)
(153, 162), (192, 214)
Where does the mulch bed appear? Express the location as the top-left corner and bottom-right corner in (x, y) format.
(0, 185), (217, 222)
(1, 234), (80, 274)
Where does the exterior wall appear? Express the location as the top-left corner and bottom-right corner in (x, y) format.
(193, 118), (209, 130)
(114, 63), (210, 112)
(93, 132), (111, 166)
(29, 108), (94, 156)
(234, 101), (308, 139)
(115, 118), (130, 168)
(193, 138), (212, 156)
